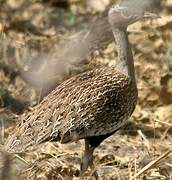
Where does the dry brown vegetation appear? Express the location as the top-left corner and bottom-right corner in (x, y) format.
(0, 0), (172, 179)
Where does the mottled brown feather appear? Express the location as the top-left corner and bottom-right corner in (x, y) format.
(5, 66), (137, 153)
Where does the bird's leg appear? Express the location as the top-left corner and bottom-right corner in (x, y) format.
(80, 139), (96, 177)
(80, 134), (115, 178)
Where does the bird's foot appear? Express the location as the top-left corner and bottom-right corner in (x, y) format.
(80, 154), (98, 179)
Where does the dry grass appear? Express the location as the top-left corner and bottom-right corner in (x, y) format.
(0, 0), (172, 179)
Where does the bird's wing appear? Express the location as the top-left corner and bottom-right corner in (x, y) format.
(5, 67), (129, 153)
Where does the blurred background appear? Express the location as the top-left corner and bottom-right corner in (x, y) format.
(0, 0), (172, 179)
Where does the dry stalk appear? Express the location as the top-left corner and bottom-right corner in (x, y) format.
(137, 129), (151, 149)
(155, 118), (172, 127)
(130, 148), (172, 180)
(0, 119), (4, 145)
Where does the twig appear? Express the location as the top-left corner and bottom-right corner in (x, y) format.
(155, 118), (172, 127)
(14, 154), (29, 164)
(130, 148), (172, 180)
(160, 127), (170, 141)
(137, 129), (150, 149)
(0, 119), (4, 145)
(164, 162), (172, 168)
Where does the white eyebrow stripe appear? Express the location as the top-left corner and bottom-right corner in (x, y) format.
(112, 4), (128, 11)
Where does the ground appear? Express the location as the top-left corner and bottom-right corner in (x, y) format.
(0, 0), (172, 179)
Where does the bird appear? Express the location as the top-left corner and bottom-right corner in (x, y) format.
(4, 1), (159, 178)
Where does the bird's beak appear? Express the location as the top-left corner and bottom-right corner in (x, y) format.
(143, 12), (161, 19)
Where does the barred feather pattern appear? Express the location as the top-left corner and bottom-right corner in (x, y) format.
(5, 66), (137, 153)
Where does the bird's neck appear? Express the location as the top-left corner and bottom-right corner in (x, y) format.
(112, 28), (136, 83)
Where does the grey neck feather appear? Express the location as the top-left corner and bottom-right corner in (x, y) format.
(112, 28), (136, 83)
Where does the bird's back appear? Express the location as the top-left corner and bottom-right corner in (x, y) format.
(5, 66), (137, 153)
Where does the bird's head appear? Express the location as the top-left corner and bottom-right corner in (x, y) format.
(108, 3), (160, 28)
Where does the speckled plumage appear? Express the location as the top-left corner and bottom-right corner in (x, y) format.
(4, 2), (158, 176)
(5, 67), (137, 153)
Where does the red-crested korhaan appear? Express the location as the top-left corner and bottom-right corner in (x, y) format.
(5, 0), (159, 177)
